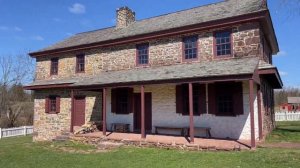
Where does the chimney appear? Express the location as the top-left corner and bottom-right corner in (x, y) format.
(116, 7), (135, 29)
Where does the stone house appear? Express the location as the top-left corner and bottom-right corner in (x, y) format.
(25, 0), (282, 148)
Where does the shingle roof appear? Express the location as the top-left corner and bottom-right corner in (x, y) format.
(25, 57), (259, 88)
(258, 60), (275, 70)
(36, 0), (266, 53)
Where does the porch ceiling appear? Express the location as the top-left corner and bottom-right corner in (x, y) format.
(25, 57), (259, 90)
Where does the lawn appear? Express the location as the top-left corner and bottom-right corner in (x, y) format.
(0, 135), (299, 168)
(266, 121), (300, 143)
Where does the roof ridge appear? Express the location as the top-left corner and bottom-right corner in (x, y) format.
(135, 0), (227, 23)
(75, 0), (227, 36)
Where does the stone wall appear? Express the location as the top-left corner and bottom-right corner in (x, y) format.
(33, 90), (102, 141)
(35, 22), (262, 81)
(261, 79), (276, 138)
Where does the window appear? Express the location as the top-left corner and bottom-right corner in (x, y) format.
(217, 94), (233, 115)
(45, 95), (60, 114)
(176, 84), (206, 115)
(136, 44), (149, 65)
(111, 88), (133, 114)
(207, 82), (243, 116)
(50, 58), (58, 75)
(183, 36), (198, 60)
(117, 91), (129, 114)
(49, 96), (57, 112)
(215, 31), (232, 57)
(76, 54), (85, 73)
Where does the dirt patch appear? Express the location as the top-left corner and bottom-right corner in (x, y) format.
(259, 142), (300, 149)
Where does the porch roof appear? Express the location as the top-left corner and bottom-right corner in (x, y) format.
(258, 60), (283, 89)
(25, 57), (259, 90)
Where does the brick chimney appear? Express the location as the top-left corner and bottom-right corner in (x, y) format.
(116, 7), (135, 29)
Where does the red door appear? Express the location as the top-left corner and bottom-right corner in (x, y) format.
(134, 93), (152, 133)
(73, 96), (86, 127)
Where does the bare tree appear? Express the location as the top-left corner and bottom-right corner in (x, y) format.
(0, 53), (34, 127)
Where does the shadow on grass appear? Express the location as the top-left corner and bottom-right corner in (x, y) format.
(275, 128), (300, 133)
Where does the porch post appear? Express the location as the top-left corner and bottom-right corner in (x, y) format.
(102, 88), (107, 136)
(257, 86), (263, 140)
(70, 90), (74, 132)
(249, 80), (256, 148)
(141, 85), (146, 139)
(189, 83), (194, 143)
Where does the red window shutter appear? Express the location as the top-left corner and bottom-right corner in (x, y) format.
(111, 89), (117, 113)
(45, 96), (49, 113)
(199, 84), (207, 114)
(56, 96), (61, 114)
(127, 88), (134, 114)
(176, 85), (183, 114)
(233, 82), (244, 115)
(208, 84), (216, 115)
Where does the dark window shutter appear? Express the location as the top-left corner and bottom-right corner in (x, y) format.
(56, 96), (60, 114)
(193, 84), (201, 116)
(111, 89), (117, 113)
(127, 88), (134, 114)
(233, 82), (244, 115)
(176, 85), (183, 114)
(45, 96), (49, 113)
(208, 84), (216, 115)
(199, 84), (207, 114)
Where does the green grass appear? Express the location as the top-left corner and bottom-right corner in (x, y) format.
(0, 136), (299, 168)
(266, 121), (300, 143)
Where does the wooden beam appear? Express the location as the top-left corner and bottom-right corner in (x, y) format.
(257, 86), (263, 140)
(189, 83), (194, 143)
(70, 90), (74, 132)
(141, 85), (146, 139)
(249, 80), (256, 148)
(102, 88), (107, 136)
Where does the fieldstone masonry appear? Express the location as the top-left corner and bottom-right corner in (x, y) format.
(35, 22), (262, 81)
(33, 90), (102, 141)
(33, 22), (272, 141)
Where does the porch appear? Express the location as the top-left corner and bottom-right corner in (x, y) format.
(74, 131), (251, 150)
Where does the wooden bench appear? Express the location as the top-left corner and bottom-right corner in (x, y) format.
(111, 123), (130, 133)
(155, 126), (187, 136)
(185, 127), (212, 138)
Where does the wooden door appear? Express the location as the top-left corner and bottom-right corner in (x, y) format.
(134, 93), (152, 133)
(73, 96), (86, 126)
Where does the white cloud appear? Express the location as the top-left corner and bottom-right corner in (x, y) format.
(0, 26), (8, 30)
(14, 26), (22, 32)
(32, 35), (44, 41)
(68, 3), (86, 14)
(275, 51), (287, 57)
(279, 71), (288, 76)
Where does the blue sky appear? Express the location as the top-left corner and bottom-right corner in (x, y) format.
(0, 0), (299, 87)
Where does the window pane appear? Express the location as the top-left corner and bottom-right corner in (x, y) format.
(137, 44), (149, 65)
(76, 54), (85, 72)
(215, 31), (231, 56)
(183, 36), (198, 60)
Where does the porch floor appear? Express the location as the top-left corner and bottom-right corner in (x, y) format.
(75, 131), (251, 150)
